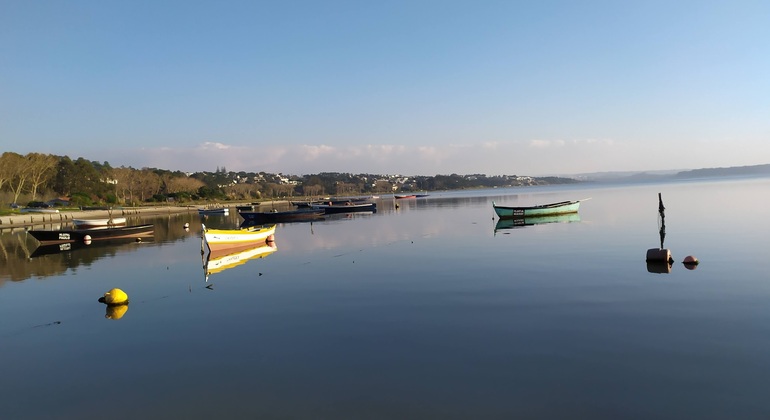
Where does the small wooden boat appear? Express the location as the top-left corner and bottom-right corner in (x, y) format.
(198, 207), (229, 215)
(202, 223), (276, 252)
(295, 197), (372, 207)
(492, 199), (586, 219)
(394, 194), (417, 199)
(204, 241), (278, 281)
(311, 202), (377, 214)
(29, 224), (155, 245)
(292, 201), (314, 208)
(239, 208), (325, 223)
(20, 207), (60, 214)
(73, 217), (127, 229)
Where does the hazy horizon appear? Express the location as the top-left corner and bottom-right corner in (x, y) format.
(2, 1), (769, 176)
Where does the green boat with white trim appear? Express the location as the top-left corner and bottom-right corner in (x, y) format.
(492, 199), (587, 219)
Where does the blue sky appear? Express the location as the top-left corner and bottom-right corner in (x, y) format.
(2, 0), (769, 176)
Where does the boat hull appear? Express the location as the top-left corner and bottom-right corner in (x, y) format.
(492, 200), (581, 218)
(29, 224), (155, 245)
(203, 224), (276, 252)
(311, 202), (377, 214)
(239, 209), (325, 223)
(198, 208), (229, 215)
(73, 217), (127, 228)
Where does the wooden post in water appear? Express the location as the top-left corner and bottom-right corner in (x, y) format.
(646, 192), (673, 264)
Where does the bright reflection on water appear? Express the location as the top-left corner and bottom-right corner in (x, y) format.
(2, 177), (770, 419)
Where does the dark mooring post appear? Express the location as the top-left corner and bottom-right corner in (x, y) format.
(658, 192), (666, 250)
(646, 192), (673, 265)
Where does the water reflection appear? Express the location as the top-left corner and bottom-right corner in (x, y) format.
(203, 241), (278, 282)
(0, 213), (202, 284)
(647, 260), (673, 274)
(29, 237), (155, 258)
(494, 213), (581, 232)
(104, 304), (129, 320)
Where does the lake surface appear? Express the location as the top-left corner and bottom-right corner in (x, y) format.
(2, 177), (770, 419)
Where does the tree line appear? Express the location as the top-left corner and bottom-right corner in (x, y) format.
(1, 151), (580, 208)
(0, 152), (212, 207)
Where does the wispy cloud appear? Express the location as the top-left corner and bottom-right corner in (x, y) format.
(93, 137), (626, 176)
(200, 142), (233, 151)
(530, 139), (566, 148)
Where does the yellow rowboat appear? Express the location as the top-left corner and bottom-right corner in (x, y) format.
(204, 241), (278, 281)
(202, 223), (276, 252)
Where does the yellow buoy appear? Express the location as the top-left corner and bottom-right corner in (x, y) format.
(101, 288), (129, 305)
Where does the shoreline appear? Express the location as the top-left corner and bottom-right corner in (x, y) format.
(0, 206), (199, 233)
(0, 201), (300, 233)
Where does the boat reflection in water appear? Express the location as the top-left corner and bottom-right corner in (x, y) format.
(204, 241), (278, 282)
(494, 213), (581, 232)
(29, 237), (154, 258)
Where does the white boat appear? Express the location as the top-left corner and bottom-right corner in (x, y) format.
(73, 217), (127, 229)
(202, 223), (276, 252)
(20, 208), (60, 214)
(492, 199), (588, 219)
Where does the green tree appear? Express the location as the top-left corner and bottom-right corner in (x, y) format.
(26, 153), (59, 200)
(52, 156), (77, 196)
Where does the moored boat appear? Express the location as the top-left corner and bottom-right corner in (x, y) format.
(198, 207), (229, 215)
(73, 217), (127, 229)
(20, 208), (60, 214)
(202, 223), (276, 252)
(395, 193), (428, 199)
(492, 199), (587, 219)
(310, 202), (377, 214)
(239, 208), (325, 223)
(29, 224), (155, 245)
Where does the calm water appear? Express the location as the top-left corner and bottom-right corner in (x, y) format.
(2, 178), (770, 419)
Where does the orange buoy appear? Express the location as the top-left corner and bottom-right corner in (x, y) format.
(683, 255), (699, 270)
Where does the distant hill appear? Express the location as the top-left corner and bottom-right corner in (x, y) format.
(675, 164), (770, 178)
(566, 164), (770, 183)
